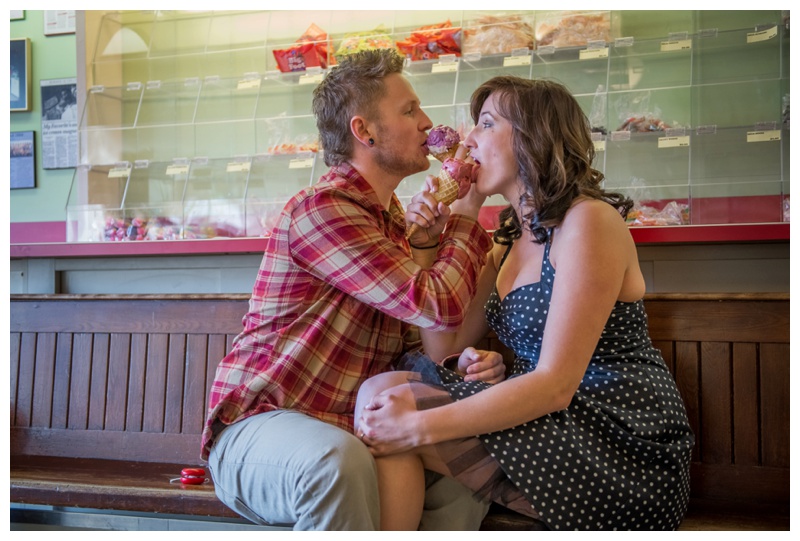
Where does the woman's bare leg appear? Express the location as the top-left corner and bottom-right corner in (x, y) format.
(356, 372), (426, 530)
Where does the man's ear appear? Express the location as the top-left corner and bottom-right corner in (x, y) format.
(350, 116), (373, 148)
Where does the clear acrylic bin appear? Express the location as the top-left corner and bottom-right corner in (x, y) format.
(244, 152), (317, 237)
(182, 157), (251, 239)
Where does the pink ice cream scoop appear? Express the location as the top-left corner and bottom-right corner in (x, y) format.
(407, 126), (478, 240)
(441, 157), (477, 199)
(425, 125), (462, 161)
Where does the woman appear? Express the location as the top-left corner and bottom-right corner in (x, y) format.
(355, 76), (694, 531)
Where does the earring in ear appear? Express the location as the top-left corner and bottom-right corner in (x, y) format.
(368, 138), (375, 146)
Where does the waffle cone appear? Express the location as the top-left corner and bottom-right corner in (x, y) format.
(406, 170), (460, 240)
(432, 147), (458, 162)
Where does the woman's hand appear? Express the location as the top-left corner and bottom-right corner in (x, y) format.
(405, 175), (450, 247)
(457, 347), (506, 384)
(358, 385), (424, 457)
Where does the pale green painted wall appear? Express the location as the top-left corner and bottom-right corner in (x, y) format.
(10, 10), (77, 223)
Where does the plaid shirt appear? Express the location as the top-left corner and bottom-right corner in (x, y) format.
(201, 163), (492, 459)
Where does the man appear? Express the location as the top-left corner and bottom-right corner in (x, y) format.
(202, 48), (501, 530)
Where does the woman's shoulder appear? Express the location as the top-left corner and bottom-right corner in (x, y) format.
(554, 198), (634, 255)
(562, 197), (627, 230)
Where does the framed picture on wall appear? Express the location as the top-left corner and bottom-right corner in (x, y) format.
(44, 10), (76, 36)
(10, 37), (31, 112)
(11, 131), (36, 189)
(41, 78), (79, 169)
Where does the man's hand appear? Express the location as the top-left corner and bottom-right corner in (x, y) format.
(405, 175), (450, 247)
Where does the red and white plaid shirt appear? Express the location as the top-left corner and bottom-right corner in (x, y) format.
(201, 163), (492, 459)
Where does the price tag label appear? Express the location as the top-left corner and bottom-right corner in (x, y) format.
(747, 130), (781, 142)
(299, 73), (324, 85)
(108, 167), (131, 178)
(289, 157), (315, 169)
(593, 140), (606, 152)
(660, 39), (692, 52)
(166, 164), (190, 176)
(658, 135), (691, 148)
(579, 47), (609, 60)
(503, 55), (531, 67)
(237, 78), (260, 90)
(226, 161), (251, 173)
(431, 62), (458, 74)
(747, 26), (778, 43)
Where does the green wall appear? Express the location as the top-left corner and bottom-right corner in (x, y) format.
(10, 10), (77, 223)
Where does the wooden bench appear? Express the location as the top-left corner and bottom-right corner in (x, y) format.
(10, 293), (790, 530)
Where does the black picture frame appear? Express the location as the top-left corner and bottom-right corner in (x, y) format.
(11, 38), (31, 112)
(11, 131), (36, 189)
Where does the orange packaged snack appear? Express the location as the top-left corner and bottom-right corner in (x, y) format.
(396, 20), (462, 61)
(273, 23), (336, 73)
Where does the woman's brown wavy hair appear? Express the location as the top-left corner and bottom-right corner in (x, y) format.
(470, 76), (632, 245)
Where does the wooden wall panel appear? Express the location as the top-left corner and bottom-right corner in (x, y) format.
(87, 333), (109, 430)
(699, 342), (732, 465)
(105, 333), (131, 431)
(31, 333), (56, 428)
(10, 332), (21, 426)
(164, 334), (187, 434)
(52, 333), (73, 430)
(732, 343), (759, 466)
(674, 341), (700, 462)
(68, 333), (93, 430)
(143, 334), (169, 433)
(183, 334), (209, 434)
(760, 343), (790, 468)
(126, 333), (148, 432)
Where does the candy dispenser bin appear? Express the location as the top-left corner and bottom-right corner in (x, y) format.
(79, 83), (143, 166)
(533, 10), (616, 49)
(690, 181), (784, 225)
(66, 164), (129, 242)
(607, 34), (692, 93)
(456, 12), (535, 105)
(244, 152), (316, 237)
(182, 157), (251, 239)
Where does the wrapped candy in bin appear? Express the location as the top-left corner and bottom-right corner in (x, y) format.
(273, 23), (335, 73)
(396, 20), (461, 61)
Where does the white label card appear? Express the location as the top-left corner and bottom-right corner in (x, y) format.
(299, 73), (324, 85)
(660, 39), (692, 52)
(747, 26), (778, 43)
(593, 140), (606, 152)
(658, 135), (691, 148)
(226, 162), (251, 173)
(432, 62), (458, 74)
(166, 164), (190, 176)
(108, 167), (131, 178)
(747, 130), (781, 142)
(503, 55), (531, 67)
(289, 157), (314, 169)
(579, 47), (609, 60)
(237, 79), (260, 90)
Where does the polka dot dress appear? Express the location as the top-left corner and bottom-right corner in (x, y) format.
(431, 239), (695, 530)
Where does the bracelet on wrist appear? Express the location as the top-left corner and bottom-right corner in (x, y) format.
(409, 241), (440, 250)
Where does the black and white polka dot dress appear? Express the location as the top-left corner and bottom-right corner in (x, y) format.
(429, 239), (695, 530)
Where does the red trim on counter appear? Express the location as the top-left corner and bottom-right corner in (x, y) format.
(10, 221), (789, 258)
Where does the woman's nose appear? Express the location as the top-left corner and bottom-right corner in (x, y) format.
(463, 127), (476, 149)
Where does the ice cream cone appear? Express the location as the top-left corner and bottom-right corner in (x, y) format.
(431, 146), (459, 163)
(406, 169), (460, 239)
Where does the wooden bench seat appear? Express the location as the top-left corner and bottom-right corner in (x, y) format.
(10, 293), (790, 530)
